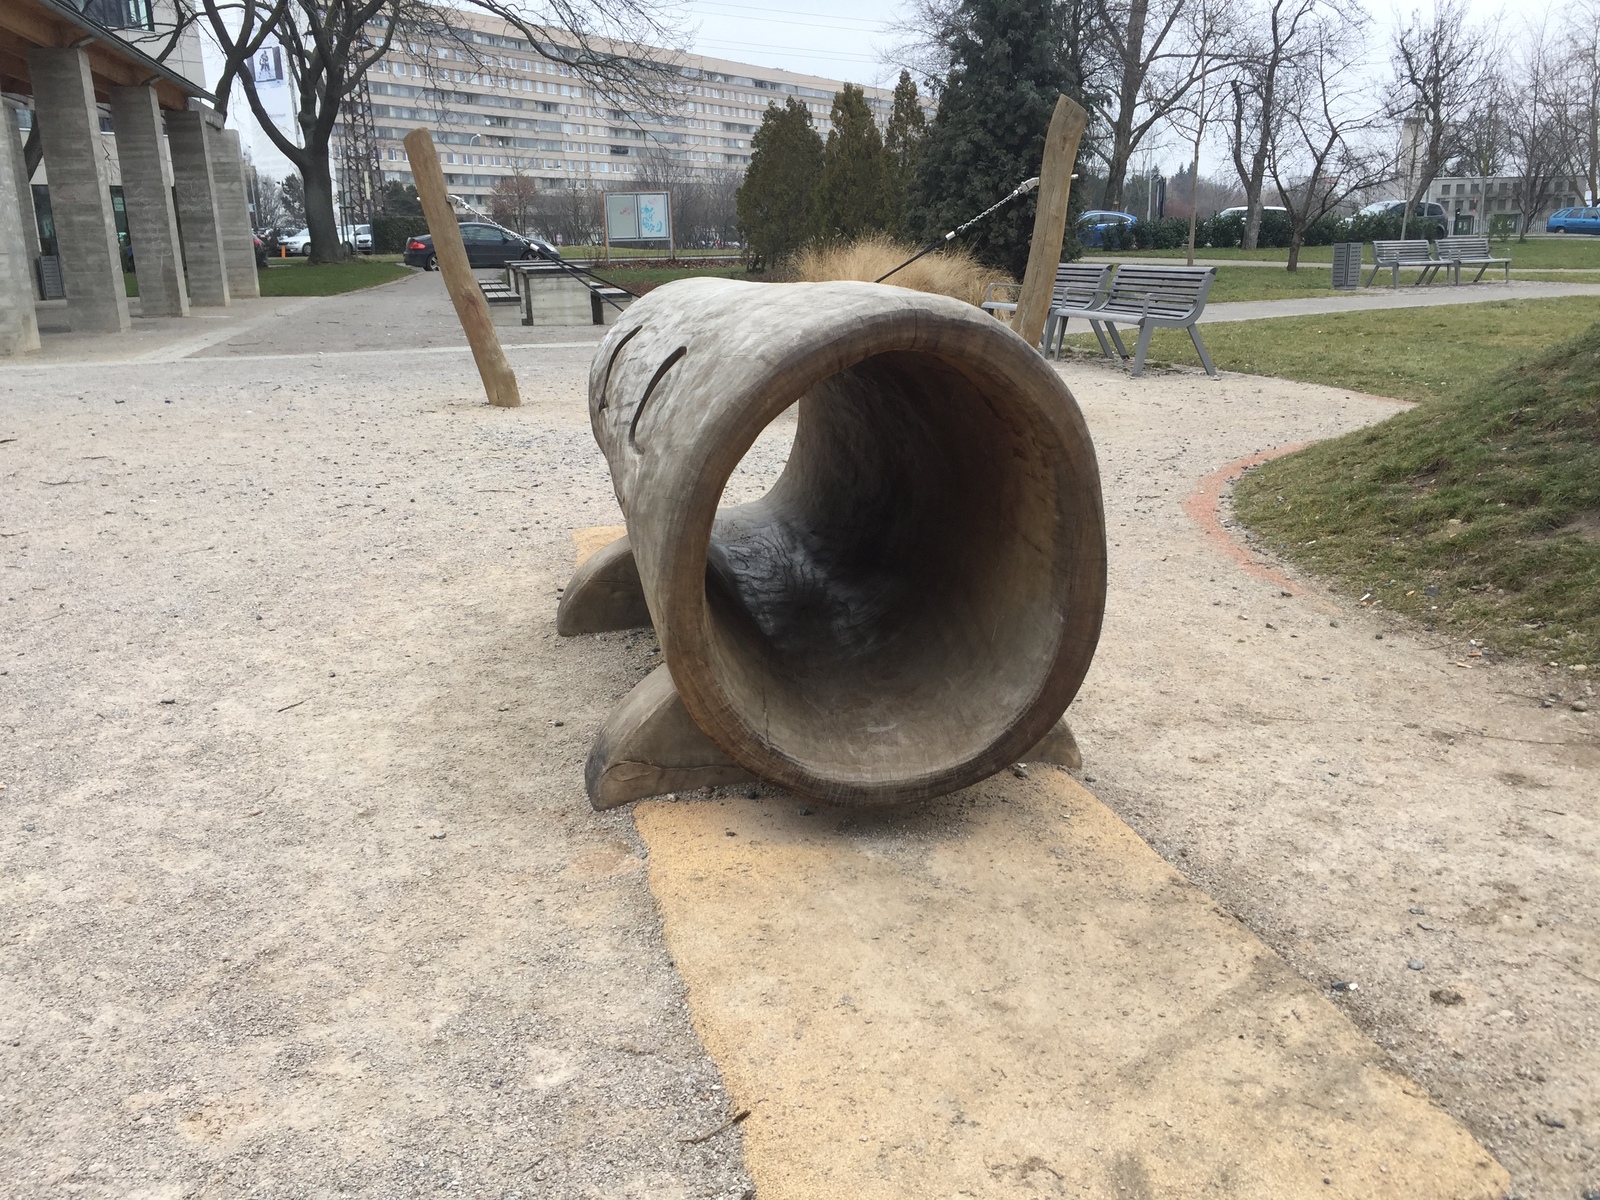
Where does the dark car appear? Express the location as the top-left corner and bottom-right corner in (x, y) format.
(404, 223), (554, 270)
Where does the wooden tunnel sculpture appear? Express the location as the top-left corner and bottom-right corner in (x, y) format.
(559, 278), (1107, 809)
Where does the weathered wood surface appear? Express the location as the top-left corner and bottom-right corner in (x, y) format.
(1013, 95), (1090, 349)
(403, 127), (521, 408)
(567, 277), (1107, 807)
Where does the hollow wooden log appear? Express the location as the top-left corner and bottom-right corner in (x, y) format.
(567, 277), (1106, 807)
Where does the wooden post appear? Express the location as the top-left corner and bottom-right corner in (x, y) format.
(1013, 96), (1089, 351)
(403, 127), (520, 408)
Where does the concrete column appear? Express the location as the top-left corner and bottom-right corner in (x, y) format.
(5, 107), (42, 277)
(206, 124), (259, 299)
(165, 110), (229, 307)
(0, 102), (41, 355)
(27, 48), (130, 334)
(109, 86), (188, 318)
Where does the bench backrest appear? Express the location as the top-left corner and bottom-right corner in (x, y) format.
(1435, 235), (1494, 259)
(1371, 239), (1436, 264)
(1102, 264), (1216, 318)
(1054, 262), (1112, 304)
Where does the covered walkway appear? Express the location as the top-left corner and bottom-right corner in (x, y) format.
(1, 0), (257, 357)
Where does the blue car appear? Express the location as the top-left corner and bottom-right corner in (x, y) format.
(1546, 206), (1600, 234)
(1077, 209), (1138, 248)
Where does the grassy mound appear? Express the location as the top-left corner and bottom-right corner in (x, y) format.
(792, 235), (1002, 307)
(1234, 321), (1600, 665)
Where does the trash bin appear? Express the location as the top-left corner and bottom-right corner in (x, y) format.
(1331, 242), (1363, 290)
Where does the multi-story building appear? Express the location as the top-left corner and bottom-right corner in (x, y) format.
(348, 13), (898, 210)
(1427, 174), (1594, 235)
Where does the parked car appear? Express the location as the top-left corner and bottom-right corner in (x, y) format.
(1215, 205), (1287, 220)
(1546, 206), (1600, 234)
(403, 224), (555, 270)
(1358, 200), (1449, 219)
(279, 225), (373, 255)
(1076, 210), (1138, 248)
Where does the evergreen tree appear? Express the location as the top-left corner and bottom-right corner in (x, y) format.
(884, 71), (929, 239)
(280, 174), (307, 230)
(736, 97), (825, 267)
(812, 83), (891, 241)
(914, 0), (1086, 277)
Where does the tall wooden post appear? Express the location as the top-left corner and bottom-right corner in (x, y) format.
(1013, 96), (1089, 351)
(404, 128), (521, 408)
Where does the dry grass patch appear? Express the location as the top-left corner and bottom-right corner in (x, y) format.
(792, 235), (1005, 307)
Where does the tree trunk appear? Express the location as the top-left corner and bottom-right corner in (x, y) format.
(300, 141), (349, 264)
(1187, 109), (1203, 266)
(1102, 0), (1149, 211)
(1286, 232), (1302, 270)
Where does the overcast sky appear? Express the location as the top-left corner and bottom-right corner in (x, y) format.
(665, 0), (907, 88)
(668, 0), (1523, 89)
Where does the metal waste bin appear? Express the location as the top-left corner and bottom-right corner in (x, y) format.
(1331, 242), (1363, 290)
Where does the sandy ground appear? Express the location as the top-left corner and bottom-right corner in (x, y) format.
(1, 270), (1594, 1197)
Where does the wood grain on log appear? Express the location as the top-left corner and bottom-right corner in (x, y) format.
(1013, 96), (1090, 349)
(403, 127), (521, 408)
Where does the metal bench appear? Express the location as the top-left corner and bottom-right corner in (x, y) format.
(1052, 264), (1218, 377)
(1367, 239), (1444, 288)
(982, 264), (1112, 352)
(1435, 235), (1511, 284)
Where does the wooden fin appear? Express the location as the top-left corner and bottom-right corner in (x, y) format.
(556, 533), (653, 636)
(1021, 716), (1082, 769)
(586, 665), (756, 810)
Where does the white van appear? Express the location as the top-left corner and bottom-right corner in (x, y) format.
(281, 225), (373, 255)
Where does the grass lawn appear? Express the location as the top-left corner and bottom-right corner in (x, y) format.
(1063, 297), (1600, 402)
(1110, 237), (1600, 270)
(257, 256), (411, 296)
(585, 264), (748, 292)
(1206, 266), (1342, 302)
(1232, 320), (1600, 666)
(125, 256), (411, 299)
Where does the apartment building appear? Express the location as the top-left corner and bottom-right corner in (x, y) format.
(1428, 174), (1594, 235)
(352, 13), (898, 209)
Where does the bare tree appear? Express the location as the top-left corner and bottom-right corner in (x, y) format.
(488, 166), (539, 232)
(1387, 0), (1494, 231)
(1558, 0), (1600, 203)
(1503, 16), (1576, 239)
(201, 0), (683, 262)
(1227, 0), (1316, 249)
(879, 0), (966, 95)
(1163, 0), (1232, 262)
(1091, 0), (1233, 207)
(1267, 9), (1389, 268)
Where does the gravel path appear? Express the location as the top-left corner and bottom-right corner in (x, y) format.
(0, 304), (746, 1197)
(2, 271), (1594, 1197)
(1060, 358), (1597, 1199)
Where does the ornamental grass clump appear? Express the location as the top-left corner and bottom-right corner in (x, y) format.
(792, 234), (1004, 308)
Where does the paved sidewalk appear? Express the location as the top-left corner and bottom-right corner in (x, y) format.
(1201, 279), (1600, 322)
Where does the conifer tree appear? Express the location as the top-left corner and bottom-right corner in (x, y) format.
(736, 97), (825, 267)
(914, 0), (1087, 277)
(812, 83), (892, 241)
(884, 71), (929, 238)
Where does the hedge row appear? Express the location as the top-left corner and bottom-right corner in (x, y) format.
(371, 216), (433, 254)
(1098, 209), (1450, 252)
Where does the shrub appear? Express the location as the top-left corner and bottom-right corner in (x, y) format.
(792, 233), (1002, 307)
(372, 216), (432, 254)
